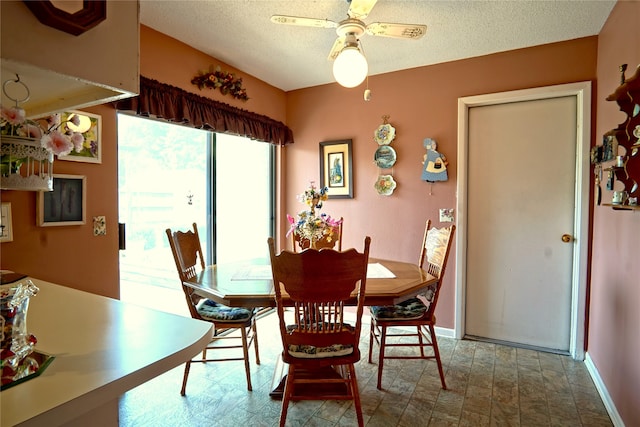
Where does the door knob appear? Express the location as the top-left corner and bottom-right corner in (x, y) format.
(561, 234), (573, 243)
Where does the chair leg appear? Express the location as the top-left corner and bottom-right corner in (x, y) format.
(429, 324), (447, 390)
(252, 319), (260, 365)
(348, 364), (364, 427)
(180, 360), (191, 396)
(240, 326), (253, 391)
(377, 325), (387, 390)
(417, 325), (425, 357)
(279, 365), (295, 427)
(368, 320), (375, 363)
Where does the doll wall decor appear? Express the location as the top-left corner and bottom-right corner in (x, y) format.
(421, 138), (448, 182)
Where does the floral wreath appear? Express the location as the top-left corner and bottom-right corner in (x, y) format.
(191, 65), (249, 101)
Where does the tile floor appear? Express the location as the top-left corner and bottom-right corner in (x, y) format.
(118, 308), (612, 427)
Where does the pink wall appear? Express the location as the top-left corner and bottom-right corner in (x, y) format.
(591, 2), (640, 425)
(285, 37), (598, 330)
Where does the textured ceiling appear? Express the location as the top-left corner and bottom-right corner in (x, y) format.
(140, 0), (616, 92)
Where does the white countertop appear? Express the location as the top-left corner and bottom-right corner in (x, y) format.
(1, 278), (213, 427)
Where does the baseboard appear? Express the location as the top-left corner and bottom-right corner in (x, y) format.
(584, 352), (625, 427)
(435, 326), (455, 338)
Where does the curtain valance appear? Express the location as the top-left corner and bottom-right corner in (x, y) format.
(115, 76), (294, 145)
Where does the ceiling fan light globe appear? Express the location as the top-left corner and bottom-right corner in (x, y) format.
(333, 47), (368, 88)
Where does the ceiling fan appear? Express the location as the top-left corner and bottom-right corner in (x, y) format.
(270, 0), (427, 88)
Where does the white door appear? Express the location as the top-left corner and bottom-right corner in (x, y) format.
(456, 83), (591, 357)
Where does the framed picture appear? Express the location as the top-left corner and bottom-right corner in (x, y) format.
(38, 174), (87, 226)
(601, 133), (617, 163)
(57, 111), (102, 163)
(1, 203), (13, 242)
(319, 139), (353, 199)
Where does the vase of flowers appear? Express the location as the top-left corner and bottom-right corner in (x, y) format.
(287, 182), (343, 249)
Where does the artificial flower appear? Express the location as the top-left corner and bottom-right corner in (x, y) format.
(287, 182), (342, 247)
(1, 106), (84, 156)
(191, 65), (249, 101)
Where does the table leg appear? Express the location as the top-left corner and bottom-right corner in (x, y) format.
(269, 355), (287, 399)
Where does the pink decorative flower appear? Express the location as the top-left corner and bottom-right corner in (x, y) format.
(41, 130), (74, 156)
(1, 106), (26, 125)
(69, 114), (80, 127)
(286, 214), (297, 237)
(45, 113), (61, 128)
(70, 132), (85, 152)
(18, 124), (43, 139)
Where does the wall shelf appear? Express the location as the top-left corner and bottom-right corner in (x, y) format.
(598, 64), (640, 209)
(602, 203), (640, 211)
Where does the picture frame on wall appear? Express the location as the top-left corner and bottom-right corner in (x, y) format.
(38, 174), (87, 226)
(601, 133), (617, 163)
(319, 139), (353, 199)
(57, 111), (102, 164)
(1, 202), (13, 242)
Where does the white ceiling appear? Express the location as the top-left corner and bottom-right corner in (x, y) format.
(140, 0), (616, 92)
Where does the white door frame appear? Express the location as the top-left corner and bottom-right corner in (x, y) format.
(455, 82), (591, 360)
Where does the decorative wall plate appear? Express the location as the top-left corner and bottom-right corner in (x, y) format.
(374, 145), (397, 169)
(374, 174), (396, 196)
(374, 123), (396, 145)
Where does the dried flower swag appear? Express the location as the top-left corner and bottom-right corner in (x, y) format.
(191, 65), (249, 101)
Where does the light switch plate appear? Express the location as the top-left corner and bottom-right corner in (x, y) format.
(93, 216), (106, 236)
(439, 209), (455, 222)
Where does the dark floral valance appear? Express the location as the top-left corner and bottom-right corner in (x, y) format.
(114, 76), (293, 145)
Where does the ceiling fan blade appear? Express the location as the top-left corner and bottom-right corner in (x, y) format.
(348, 0), (378, 20)
(270, 15), (338, 29)
(328, 36), (346, 61)
(366, 22), (427, 39)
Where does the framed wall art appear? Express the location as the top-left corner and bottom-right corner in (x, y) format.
(319, 139), (353, 199)
(57, 111), (102, 163)
(38, 174), (87, 226)
(1, 202), (13, 242)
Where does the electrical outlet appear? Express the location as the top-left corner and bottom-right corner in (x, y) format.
(439, 209), (454, 223)
(93, 216), (106, 236)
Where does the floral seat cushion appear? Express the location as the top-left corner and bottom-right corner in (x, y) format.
(370, 297), (429, 320)
(285, 323), (354, 358)
(197, 299), (253, 322)
(287, 343), (354, 358)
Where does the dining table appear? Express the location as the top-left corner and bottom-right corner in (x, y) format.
(182, 257), (438, 398)
(183, 257), (437, 308)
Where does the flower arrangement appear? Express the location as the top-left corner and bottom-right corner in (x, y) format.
(286, 182), (343, 248)
(191, 65), (249, 101)
(298, 180), (329, 213)
(1, 106), (85, 157)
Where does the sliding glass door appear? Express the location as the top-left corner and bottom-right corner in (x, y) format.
(118, 114), (212, 293)
(117, 114), (274, 302)
(214, 133), (274, 263)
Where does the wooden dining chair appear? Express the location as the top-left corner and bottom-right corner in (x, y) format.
(268, 236), (371, 427)
(166, 223), (260, 395)
(291, 217), (343, 252)
(368, 220), (455, 390)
